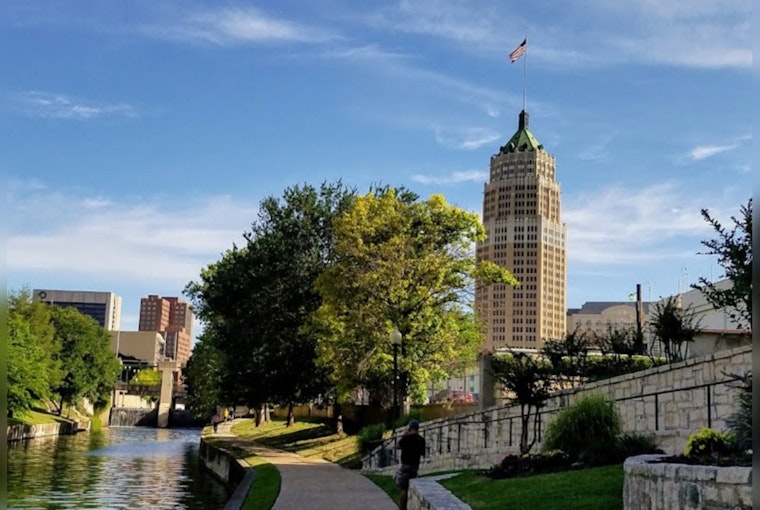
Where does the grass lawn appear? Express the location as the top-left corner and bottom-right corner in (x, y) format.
(439, 464), (624, 510)
(240, 455), (281, 510)
(231, 418), (363, 468)
(365, 474), (400, 504)
(9, 408), (75, 426)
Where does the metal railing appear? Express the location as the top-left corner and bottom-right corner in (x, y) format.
(364, 376), (739, 469)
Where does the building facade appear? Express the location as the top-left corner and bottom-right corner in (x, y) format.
(567, 302), (650, 343)
(33, 289), (122, 330)
(110, 330), (166, 365)
(476, 110), (567, 352)
(138, 295), (193, 367)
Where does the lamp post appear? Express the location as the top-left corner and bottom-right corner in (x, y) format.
(390, 327), (402, 422)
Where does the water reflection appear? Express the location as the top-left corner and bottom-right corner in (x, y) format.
(8, 427), (231, 509)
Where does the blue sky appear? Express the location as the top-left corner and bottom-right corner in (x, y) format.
(3, 1), (752, 338)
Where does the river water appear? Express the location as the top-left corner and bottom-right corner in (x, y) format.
(8, 427), (231, 509)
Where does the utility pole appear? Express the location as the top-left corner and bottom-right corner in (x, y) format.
(634, 283), (644, 354)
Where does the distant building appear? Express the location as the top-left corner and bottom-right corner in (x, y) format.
(567, 301), (651, 344)
(33, 289), (121, 330)
(110, 330), (166, 365)
(663, 280), (750, 358)
(138, 295), (193, 367)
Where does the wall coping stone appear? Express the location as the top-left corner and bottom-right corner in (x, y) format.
(409, 477), (472, 510)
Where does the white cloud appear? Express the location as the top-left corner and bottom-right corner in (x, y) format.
(142, 7), (335, 46)
(563, 182), (724, 265)
(687, 144), (740, 161)
(9, 91), (138, 120)
(7, 184), (258, 286)
(434, 126), (500, 150)
(412, 170), (488, 185)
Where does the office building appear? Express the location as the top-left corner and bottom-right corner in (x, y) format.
(110, 330), (166, 365)
(138, 295), (193, 367)
(475, 110), (567, 351)
(33, 289), (121, 330)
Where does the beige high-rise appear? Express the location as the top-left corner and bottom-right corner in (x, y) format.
(476, 110), (567, 351)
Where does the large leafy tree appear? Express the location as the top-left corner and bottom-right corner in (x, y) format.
(311, 188), (517, 404)
(50, 306), (120, 412)
(692, 198), (752, 328)
(8, 311), (52, 415)
(183, 332), (224, 419)
(186, 181), (355, 424)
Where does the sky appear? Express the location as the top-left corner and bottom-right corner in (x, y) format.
(3, 0), (753, 340)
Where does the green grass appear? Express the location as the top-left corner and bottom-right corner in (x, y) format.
(240, 456), (280, 510)
(231, 418), (364, 468)
(8, 408), (74, 426)
(439, 464), (624, 510)
(365, 474), (400, 503)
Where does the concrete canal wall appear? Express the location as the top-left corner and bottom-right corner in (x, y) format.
(199, 437), (254, 510)
(7, 421), (77, 442)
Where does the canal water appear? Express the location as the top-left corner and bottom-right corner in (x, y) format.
(8, 427), (231, 509)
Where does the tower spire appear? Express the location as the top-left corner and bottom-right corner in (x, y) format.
(519, 110), (529, 130)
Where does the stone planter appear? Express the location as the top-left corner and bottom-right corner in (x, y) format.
(623, 454), (751, 509)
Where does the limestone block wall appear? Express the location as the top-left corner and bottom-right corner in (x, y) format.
(408, 478), (472, 510)
(623, 455), (751, 509)
(363, 346), (751, 475)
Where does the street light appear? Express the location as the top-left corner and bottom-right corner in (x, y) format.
(390, 327), (402, 421)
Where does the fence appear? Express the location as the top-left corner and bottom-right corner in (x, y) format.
(363, 345), (751, 474)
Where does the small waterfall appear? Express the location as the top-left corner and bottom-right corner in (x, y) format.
(109, 408), (157, 427)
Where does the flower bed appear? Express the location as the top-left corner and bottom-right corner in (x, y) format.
(623, 454), (751, 509)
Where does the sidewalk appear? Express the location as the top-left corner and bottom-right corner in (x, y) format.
(213, 420), (399, 510)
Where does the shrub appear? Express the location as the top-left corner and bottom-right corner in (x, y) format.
(616, 432), (661, 459)
(392, 409), (423, 430)
(684, 427), (737, 459)
(486, 450), (572, 479)
(358, 423), (386, 452)
(726, 372), (752, 452)
(542, 394), (621, 465)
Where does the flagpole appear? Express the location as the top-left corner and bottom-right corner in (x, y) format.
(523, 36), (527, 112)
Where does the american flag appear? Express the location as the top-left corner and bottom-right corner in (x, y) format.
(509, 38), (527, 63)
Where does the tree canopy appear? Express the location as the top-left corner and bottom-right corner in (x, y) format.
(185, 181), (356, 420)
(311, 188), (517, 404)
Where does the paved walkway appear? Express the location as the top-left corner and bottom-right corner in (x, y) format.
(213, 420), (399, 510)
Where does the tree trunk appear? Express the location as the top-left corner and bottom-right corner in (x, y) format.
(255, 405), (264, 427)
(59, 397), (64, 416)
(287, 403), (295, 427)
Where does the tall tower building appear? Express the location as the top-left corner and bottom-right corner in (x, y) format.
(475, 110), (567, 352)
(138, 295), (194, 367)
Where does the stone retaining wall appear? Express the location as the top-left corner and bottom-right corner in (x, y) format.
(7, 421), (76, 442)
(363, 346), (751, 475)
(409, 478), (472, 510)
(623, 454), (751, 509)
(198, 438), (253, 510)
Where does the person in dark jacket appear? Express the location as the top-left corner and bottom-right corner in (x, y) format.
(394, 420), (425, 510)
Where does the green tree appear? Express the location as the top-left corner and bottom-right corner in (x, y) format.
(130, 368), (162, 386)
(8, 311), (52, 415)
(183, 332), (223, 419)
(649, 296), (702, 363)
(490, 351), (553, 455)
(8, 288), (62, 389)
(312, 189), (517, 405)
(186, 181), (355, 425)
(50, 307), (120, 413)
(541, 327), (590, 389)
(692, 198), (752, 328)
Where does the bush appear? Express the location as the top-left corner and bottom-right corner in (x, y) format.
(726, 372), (751, 452)
(616, 432), (661, 459)
(542, 395), (621, 465)
(358, 423), (386, 452)
(486, 450), (572, 479)
(684, 427), (737, 459)
(392, 409), (423, 430)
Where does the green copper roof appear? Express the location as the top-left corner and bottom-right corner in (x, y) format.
(499, 110), (544, 154)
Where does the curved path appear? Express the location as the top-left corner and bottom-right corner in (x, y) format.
(215, 420), (398, 510)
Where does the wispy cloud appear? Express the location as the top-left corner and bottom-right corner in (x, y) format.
(563, 182), (727, 265)
(687, 144), (740, 161)
(412, 170), (488, 185)
(141, 7), (335, 46)
(434, 126), (500, 150)
(9, 91), (138, 120)
(8, 183), (258, 285)
(577, 133), (616, 161)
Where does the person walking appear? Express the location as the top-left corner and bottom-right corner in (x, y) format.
(211, 413), (219, 433)
(394, 420), (425, 510)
